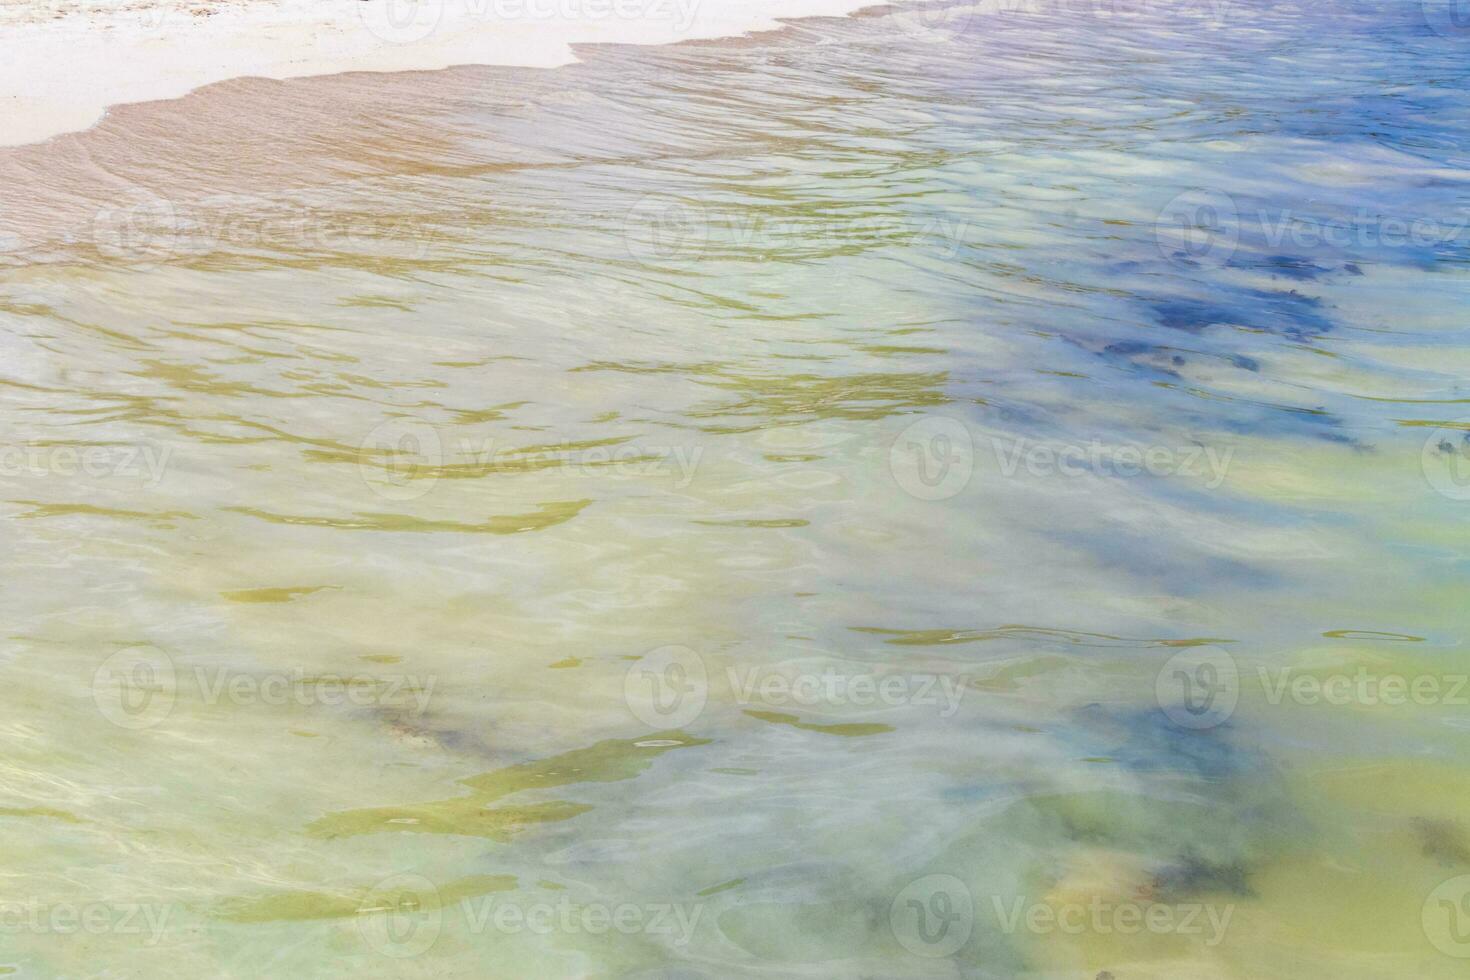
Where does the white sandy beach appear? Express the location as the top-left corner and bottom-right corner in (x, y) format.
(0, 0), (918, 147)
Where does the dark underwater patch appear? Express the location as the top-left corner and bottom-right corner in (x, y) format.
(1226, 253), (1329, 281)
(1075, 704), (1251, 781)
(1152, 852), (1256, 899)
(1147, 288), (1334, 340)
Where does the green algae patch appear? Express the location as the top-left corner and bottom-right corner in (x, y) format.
(743, 710), (893, 737)
(226, 499), (591, 534)
(1411, 818), (1470, 868)
(696, 878), (745, 897)
(692, 518), (810, 528)
(213, 873), (517, 924)
(851, 625), (1232, 648)
(1321, 629), (1425, 642)
(309, 732), (710, 841)
(310, 800), (592, 842)
(970, 655), (1072, 693)
(0, 806), (81, 823)
(9, 502), (197, 524)
(221, 586), (335, 603)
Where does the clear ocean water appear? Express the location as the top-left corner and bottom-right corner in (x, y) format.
(2, 1), (1470, 975)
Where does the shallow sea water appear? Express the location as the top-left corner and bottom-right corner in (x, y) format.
(2, 0), (1470, 976)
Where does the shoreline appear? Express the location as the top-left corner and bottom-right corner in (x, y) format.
(0, 0), (919, 149)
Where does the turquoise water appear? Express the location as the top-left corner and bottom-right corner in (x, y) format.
(1, 1), (1470, 976)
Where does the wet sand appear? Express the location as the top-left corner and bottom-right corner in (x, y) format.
(0, 0), (920, 147)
